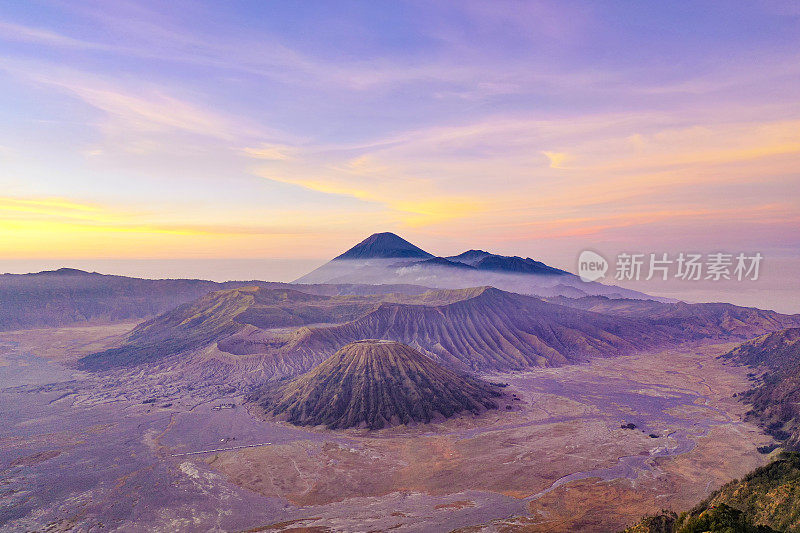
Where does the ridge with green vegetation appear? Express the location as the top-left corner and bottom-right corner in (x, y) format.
(622, 452), (800, 532)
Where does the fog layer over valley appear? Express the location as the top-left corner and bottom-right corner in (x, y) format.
(295, 233), (663, 301)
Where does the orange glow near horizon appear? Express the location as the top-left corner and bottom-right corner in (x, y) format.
(0, 2), (797, 279)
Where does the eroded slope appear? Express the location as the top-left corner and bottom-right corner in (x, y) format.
(279, 287), (670, 373)
(722, 328), (800, 449)
(250, 340), (502, 429)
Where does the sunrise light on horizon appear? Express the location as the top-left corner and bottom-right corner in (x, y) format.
(1, 1), (799, 309)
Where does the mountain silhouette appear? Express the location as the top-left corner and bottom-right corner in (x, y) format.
(334, 232), (433, 260)
(295, 231), (658, 300)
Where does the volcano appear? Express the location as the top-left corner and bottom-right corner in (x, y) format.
(251, 340), (503, 430)
(334, 232), (433, 260)
(294, 231), (662, 300)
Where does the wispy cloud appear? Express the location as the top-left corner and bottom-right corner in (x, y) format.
(0, 195), (307, 234)
(0, 196), (101, 217)
(542, 151), (569, 169)
(241, 143), (296, 161)
(0, 1), (798, 263)
(245, 105), (800, 240)
(0, 56), (289, 163)
(0, 8), (681, 99)
(0, 21), (104, 49)
(15, 66), (245, 139)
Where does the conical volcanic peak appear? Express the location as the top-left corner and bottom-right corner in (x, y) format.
(334, 232), (433, 260)
(252, 340), (502, 430)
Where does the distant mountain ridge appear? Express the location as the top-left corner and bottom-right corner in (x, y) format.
(552, 296), (800, 340)
(28, 267), (94, 276)
(249, 340), (502, 429)
(467, 254), (567, 275)
(0, 269), (231, 331)
(414, 257), (477, 270)
(446, 249), (492, 265)
(295, 232), (658, 301)
(0, 268), (437, 333)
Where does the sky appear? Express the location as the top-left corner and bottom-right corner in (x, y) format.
(0, 1), (798, 309)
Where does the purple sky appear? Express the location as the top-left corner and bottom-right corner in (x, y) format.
(0, 1), (798, 310)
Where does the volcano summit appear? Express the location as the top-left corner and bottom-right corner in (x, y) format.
(250, 340), (503, 429)
(295, 231), (663, 300)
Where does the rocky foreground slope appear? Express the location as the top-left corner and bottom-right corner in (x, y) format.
(721, 328), (800, 449)
(249, 340), (503, 429)
(622, 452), (800, 532)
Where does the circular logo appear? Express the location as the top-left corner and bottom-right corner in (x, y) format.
(578, 250), (608, 282)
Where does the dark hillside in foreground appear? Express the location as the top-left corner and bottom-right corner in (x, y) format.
(721, 328), (800, 450)
(622, 452), (800, 532)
